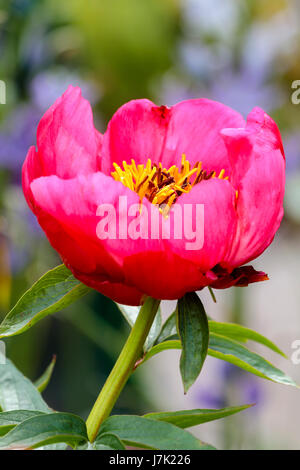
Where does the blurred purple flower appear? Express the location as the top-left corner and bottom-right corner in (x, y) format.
(209, 69), (283, 115)
(0, 105), (40, 179)
(179, 42), (230, 80)
(30, 68), (100, 112)
(9, 243), (30, 273)
(0, 69), (100, 179)
(0, 68), (100, 274)
(242, 9), (298, 83)
(194, 361), (263, 411)
(196, 390), (227, 409)
(3, 184), (45, 273)
(183, 0), (238, 41)
(282, 133), (300, 173)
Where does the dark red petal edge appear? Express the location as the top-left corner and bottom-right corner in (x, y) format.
(210, 265), (269, 289)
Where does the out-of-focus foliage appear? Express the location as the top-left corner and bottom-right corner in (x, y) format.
(52, 0), (180, 117)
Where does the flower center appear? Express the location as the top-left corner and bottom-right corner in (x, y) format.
(111, 154), (227, 209)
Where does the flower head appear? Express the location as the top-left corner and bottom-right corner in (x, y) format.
(22, 86), (285, 305)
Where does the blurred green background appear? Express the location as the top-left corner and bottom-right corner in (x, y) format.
(0, 0), (300, 449)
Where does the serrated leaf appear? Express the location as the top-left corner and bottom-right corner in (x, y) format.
(0, 410), (45, 436)
(209, 321), (286, 357)
(117, 303), (162, 351)
(35, 356), (56, 393)
(0, 265), (91, 338)
(144, 404), (253, 428)
(177, 293), (209, 392)
(0, 412), (88, 450)
(98, 415), (215, 450)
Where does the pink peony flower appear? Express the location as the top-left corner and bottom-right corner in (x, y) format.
(22, 86), (285, 305)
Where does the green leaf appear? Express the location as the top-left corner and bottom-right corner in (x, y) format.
(0, 352), (67, 450)
(144, 404), (253, 428)
(208, 321), (286, 357)
(93, 433), (126, 450)
(143, 340), (181, 363)
(0, 353), (50, 412)
(208, 333), (297, 387)
(177, 293), (209, 392)
(0, 410), (45, 436)
(98, 415), (215, 450)
(35, 356), (56, 393)
(155, 312), (178, 344)
(0, 265), (91, 338)
(117, 303), (162, 351)
(0, 412), (88, 450)
(208, 286), (217, 303)
(141, 336), (297, 387)
(155, 317), (286, 359)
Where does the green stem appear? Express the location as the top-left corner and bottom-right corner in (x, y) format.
(86, 296), (161, 442)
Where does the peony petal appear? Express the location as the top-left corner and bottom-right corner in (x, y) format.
(23, 90), (285, 303)
(29, 171), (178, 299)
(101, 98), (245, 176)
(29, 172), (195, 299)
(30, 171), (238, 301)
(69, 269), (144, 306)
(210, 265), (269, 289)
(22, 146), (44, 211)
(122, 250), (210, 301)
(161, 98), (245, 172)
(101, 99), (171, 175)
(221, 107), (285, 267)
(30, 172), (138, 278)
(165, 177), (238, 270)
(120, 178), (238, 300)
(36, 85), (102, 178)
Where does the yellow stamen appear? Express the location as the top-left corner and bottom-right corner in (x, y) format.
(111, 155), (227, 211)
